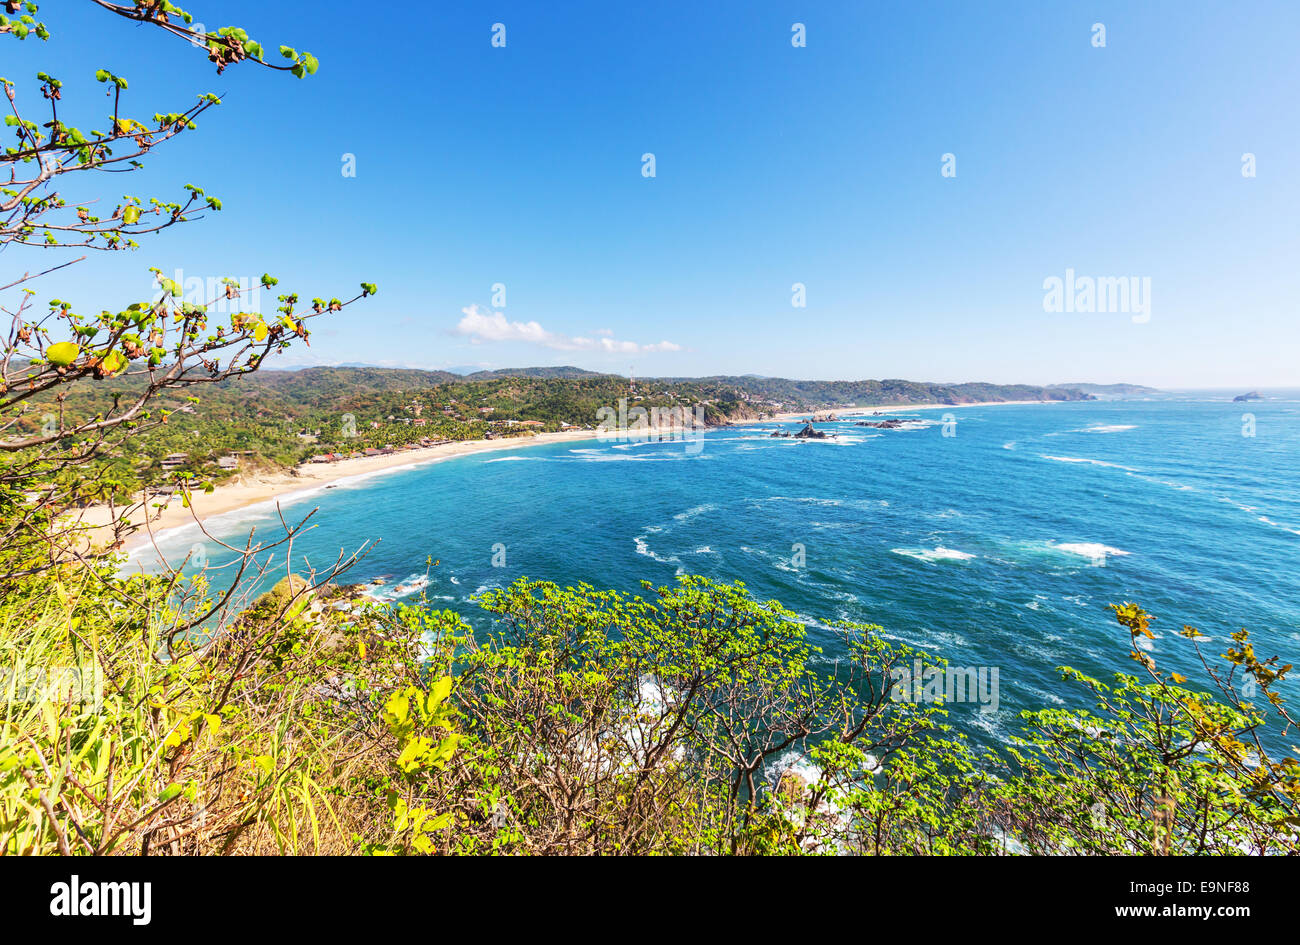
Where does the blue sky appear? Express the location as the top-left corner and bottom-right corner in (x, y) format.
(6, 1), (1298, 386)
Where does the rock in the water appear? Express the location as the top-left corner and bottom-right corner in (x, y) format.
(857, 418), (906, 429)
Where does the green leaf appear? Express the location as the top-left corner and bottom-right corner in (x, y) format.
(46, 341), (80, 366)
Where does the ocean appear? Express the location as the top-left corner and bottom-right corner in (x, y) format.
(131, 393), (1300, 751)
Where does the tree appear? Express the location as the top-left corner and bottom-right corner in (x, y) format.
(0, 1), (370, 581)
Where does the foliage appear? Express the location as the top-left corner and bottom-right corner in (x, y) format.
(0, 2), (366, 578)
(0, 2), (1292, 860)
(6, 569), (1296, 855)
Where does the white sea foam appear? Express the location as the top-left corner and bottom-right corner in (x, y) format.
(673, 503), (716, 521)
(126, 456), (461, 564)
(891, 546), (977, 563)
(572, 452), (694, 463)
(633, 534), (681, 566)
(391, 575), (429, 597)
(1258, 516), (1300, 535)
(1082, 424), (1137, 433)
(367, 573), (430, 602)
(754, 496), (843, 507)
(1052, 542), (1130, 564)
(1041, 454), (1140, 472)
(768, 750), (823, 787)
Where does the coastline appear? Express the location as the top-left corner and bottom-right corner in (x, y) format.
(770, 399), (1059, 422)
(92, 429), (602, 555)
(99, 399), (1065, 556)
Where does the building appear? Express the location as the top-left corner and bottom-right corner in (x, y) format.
(160, 453), (188, 472)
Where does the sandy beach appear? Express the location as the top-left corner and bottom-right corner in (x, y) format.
(84, 399), (1062, 555)
(83, 429), (602, 554)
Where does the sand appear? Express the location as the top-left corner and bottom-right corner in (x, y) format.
(83, 400), (1061, 556)
(79, 429), (602, 554)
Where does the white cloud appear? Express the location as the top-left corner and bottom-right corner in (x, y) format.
(454, 304), (681, 356)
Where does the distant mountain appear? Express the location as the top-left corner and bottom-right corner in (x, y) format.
(654, 376), (1095, 409)
(1048, 383), (1161, 397)
(254, 366), (461, 394)
(463, 366), (611, 380)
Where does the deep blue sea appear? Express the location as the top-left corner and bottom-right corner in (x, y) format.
(132, 393), (1300, 750)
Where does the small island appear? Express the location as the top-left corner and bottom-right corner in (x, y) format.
(857, 418), (908, 429)
(770, 421), (831, 439)
(1233, 391), (1263, 402)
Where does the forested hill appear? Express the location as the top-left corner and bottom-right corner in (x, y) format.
(13, 365), (1096, 498)
(1046, 382), (1162, 397)
(236, 366), (1097, 411)
(46, 365), (1096, 420)
(658, 375), (1097, 409)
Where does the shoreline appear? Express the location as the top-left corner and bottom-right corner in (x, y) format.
(95, 429), (602, 555)
(101, 398), (1068, 557)
(770, 399), (1060, 422)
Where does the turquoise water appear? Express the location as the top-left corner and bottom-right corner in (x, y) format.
(134, 394), (1300, 749)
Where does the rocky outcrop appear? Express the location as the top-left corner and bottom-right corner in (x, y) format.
(1233, 391), (1262, 402)
(793, 422), (828, 439)
(769, 422), (834, 439)
(856, 418), (907, 429)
